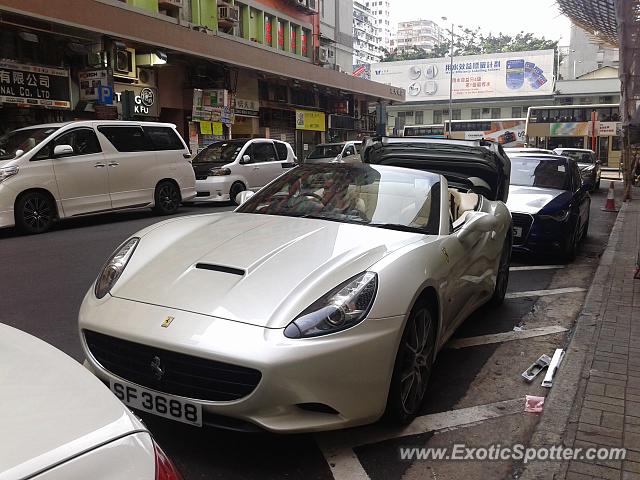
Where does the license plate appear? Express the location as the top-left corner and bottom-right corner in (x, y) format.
(513, 226), (523, 238)
(110, 379), (202, 427)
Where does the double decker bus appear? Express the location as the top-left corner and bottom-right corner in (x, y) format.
(404, 118), (526, 147)
(525, 104), (622, 166)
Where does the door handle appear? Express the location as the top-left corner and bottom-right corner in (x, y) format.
(108, 162), (119, 167)
(94, 163), (106, 168)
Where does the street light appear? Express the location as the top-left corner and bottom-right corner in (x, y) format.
(573, 59), (583, 79)
(441, 17), (462, 137)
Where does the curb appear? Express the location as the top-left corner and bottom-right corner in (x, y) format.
(518, 201), (628, 479)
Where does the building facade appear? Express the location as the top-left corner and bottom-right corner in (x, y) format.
(319, 0), (355, 73)
(0, 0), (404, 160)
(365, 0), (392, 52)
(392, 19), (443, 54)
(353, 1), (382, 65)
(564, 24), (619, 80)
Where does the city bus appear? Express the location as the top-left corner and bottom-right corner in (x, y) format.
(525, 104), (622, 167)
(403, 119), (526, 147)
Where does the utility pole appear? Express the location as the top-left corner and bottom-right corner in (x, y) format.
(442, 17), (454, 138)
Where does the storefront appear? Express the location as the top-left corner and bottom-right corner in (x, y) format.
(189, 88), (234, 153)
(295, 109), (325, 160)
(0, 59), (73, 134)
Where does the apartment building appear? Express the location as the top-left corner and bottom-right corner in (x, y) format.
(353, 1), (382, 65)
(365, 0), (392, 52)
(393, 19), (443, 54)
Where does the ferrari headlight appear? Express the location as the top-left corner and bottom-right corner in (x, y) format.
(539, 209), (570, 222)
(284, 272), (378, 339)
(94, 237), (139, 299)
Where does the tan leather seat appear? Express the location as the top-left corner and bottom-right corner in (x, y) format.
(449, 188), (479, 228)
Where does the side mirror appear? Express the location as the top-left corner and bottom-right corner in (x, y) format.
(53, 144), (74, 157)
(235, 190), (255, 205)
(242, 154), (251, 164)
(457, 212), (498, 245)
(14, 149), (24, 159)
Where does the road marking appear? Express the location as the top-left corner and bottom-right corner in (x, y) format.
(447, 325), (568, 349)
(505, 287), (587, 299)
(509, 265), (565, 271)
(316, 398), (523, 480)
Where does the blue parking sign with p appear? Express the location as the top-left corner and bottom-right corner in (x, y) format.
(97, 85), (113, 105)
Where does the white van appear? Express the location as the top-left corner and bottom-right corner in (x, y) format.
(0, 121), (196, 234)
(191, 138), (296, 204)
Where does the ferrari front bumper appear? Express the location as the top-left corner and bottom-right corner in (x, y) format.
(79, 293), (405, 433)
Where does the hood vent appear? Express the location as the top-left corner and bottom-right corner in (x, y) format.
(195, 263), (245, 276)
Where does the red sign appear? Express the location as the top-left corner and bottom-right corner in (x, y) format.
(265, 19), (272, 44)
(301, 31), (307, 56)
(291, 29), (297, 52)
(278, 22), (284, 49)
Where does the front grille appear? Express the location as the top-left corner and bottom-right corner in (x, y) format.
(512, 213), (534, 246)
(84, 330), (262, 402)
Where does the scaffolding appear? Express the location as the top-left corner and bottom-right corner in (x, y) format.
(556, 0), (640, 200)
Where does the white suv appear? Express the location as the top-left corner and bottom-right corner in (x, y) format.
(192, 138), (296, 204)
(0, 121), (196, 234)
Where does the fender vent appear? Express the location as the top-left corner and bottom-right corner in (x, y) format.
(195, 263), (245, 276)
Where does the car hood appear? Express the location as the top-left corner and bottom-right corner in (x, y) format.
(362, 138), (510, 202)
(111, 212), (424, 328)
(0, 324), (143, 479)
(506, 185), (566, 214)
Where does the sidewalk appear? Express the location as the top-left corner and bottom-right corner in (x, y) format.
(522, 195), (640, 479)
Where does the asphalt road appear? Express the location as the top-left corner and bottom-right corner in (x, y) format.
(0, 185), (620, 480)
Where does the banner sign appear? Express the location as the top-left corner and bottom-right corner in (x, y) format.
(79, 69), (112, 101)
(234, 98), (259, 117)
(0, 60), (71, 108)
(463, 120), (526, 147)
(371, 49), (555, 101)
(550, 122), (590, 136)
(296, 109), (325, 131)
(114, 85), (158, 117)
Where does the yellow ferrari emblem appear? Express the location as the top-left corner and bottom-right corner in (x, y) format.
(441, 247), (450, 264)
(161, 316), (175, 328)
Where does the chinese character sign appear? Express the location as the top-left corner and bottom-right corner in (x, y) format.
(371, 50), (554, 101)
(0, 60), (71, 108)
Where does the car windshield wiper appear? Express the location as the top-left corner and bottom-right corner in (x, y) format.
(366, 223), (428, 234)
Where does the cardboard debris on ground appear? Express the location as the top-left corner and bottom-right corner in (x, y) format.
(524, 395), (545, 413)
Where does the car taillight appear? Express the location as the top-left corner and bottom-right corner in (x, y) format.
(154, 440), (183, 480)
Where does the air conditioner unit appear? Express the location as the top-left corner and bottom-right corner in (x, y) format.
(218, 4), (239, 22)
(296, 0), (307, 8)
(137, 67), (156, 87)
(317, 46), (329, 64)
(114, 47), (137, 79)
(307, 0), (319, 13)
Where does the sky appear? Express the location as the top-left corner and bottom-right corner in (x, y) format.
(391, 0), (572, 45)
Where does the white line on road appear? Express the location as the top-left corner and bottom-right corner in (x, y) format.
(316, 398), (524, 480)
(505, 287), (587, 299)
(509, 265), (565, 271)
(447, 325), (568, 349)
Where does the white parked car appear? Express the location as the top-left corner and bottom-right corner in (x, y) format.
(0, 323), (182, 480)
(0, 121), (196, 234)
(304, 141), (362, 164)
(192, 138), (296, 205)
(78, 138), (512, 433)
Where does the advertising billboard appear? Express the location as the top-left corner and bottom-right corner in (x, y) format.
(462, 120), (526, 147)
(371, 50), (555, 101)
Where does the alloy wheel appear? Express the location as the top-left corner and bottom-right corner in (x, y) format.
(22, 196), (53, 232)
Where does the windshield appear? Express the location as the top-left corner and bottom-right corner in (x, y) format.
(193, 141), (247, 165)
(559, 151), (595, 164)
(0, 127), (59, 160)
(237, 164), (441, 234)
(511, 158), (571, 190)
(307, 145), (343, 159)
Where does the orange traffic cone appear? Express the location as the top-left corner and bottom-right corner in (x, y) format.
(602, 181), (618, 212)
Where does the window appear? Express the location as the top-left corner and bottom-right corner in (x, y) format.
(599, 96), (613, 104)
(143, 126), (184, 150)
(491, 108), (501, 119)
(433, 110), (442, 124)
(612, 136), (622, 151)
(452, 109), (461, 120)
(471, 109), (481, 120)
(37, 128), (101, 159)
(98, 126), (150, 152)
(274, 141), (288, 160)
(415, 111), (424, 124)
(344, 145), (356, 157)
(250, 142), (278, 163)
(511, 107), (522, 118)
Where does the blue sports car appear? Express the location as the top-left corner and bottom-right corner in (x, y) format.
(506, 154), (591, 261)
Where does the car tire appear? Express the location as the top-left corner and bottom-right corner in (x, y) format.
(153, 181), (181, 216)
(384, 301), (436, 426)
(563, 221), (580, 262)
(15, 191), (55, 234)
(581, 215), (590, 241)
(230, 182), (246, 206)
(489, 232), (512, 307)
